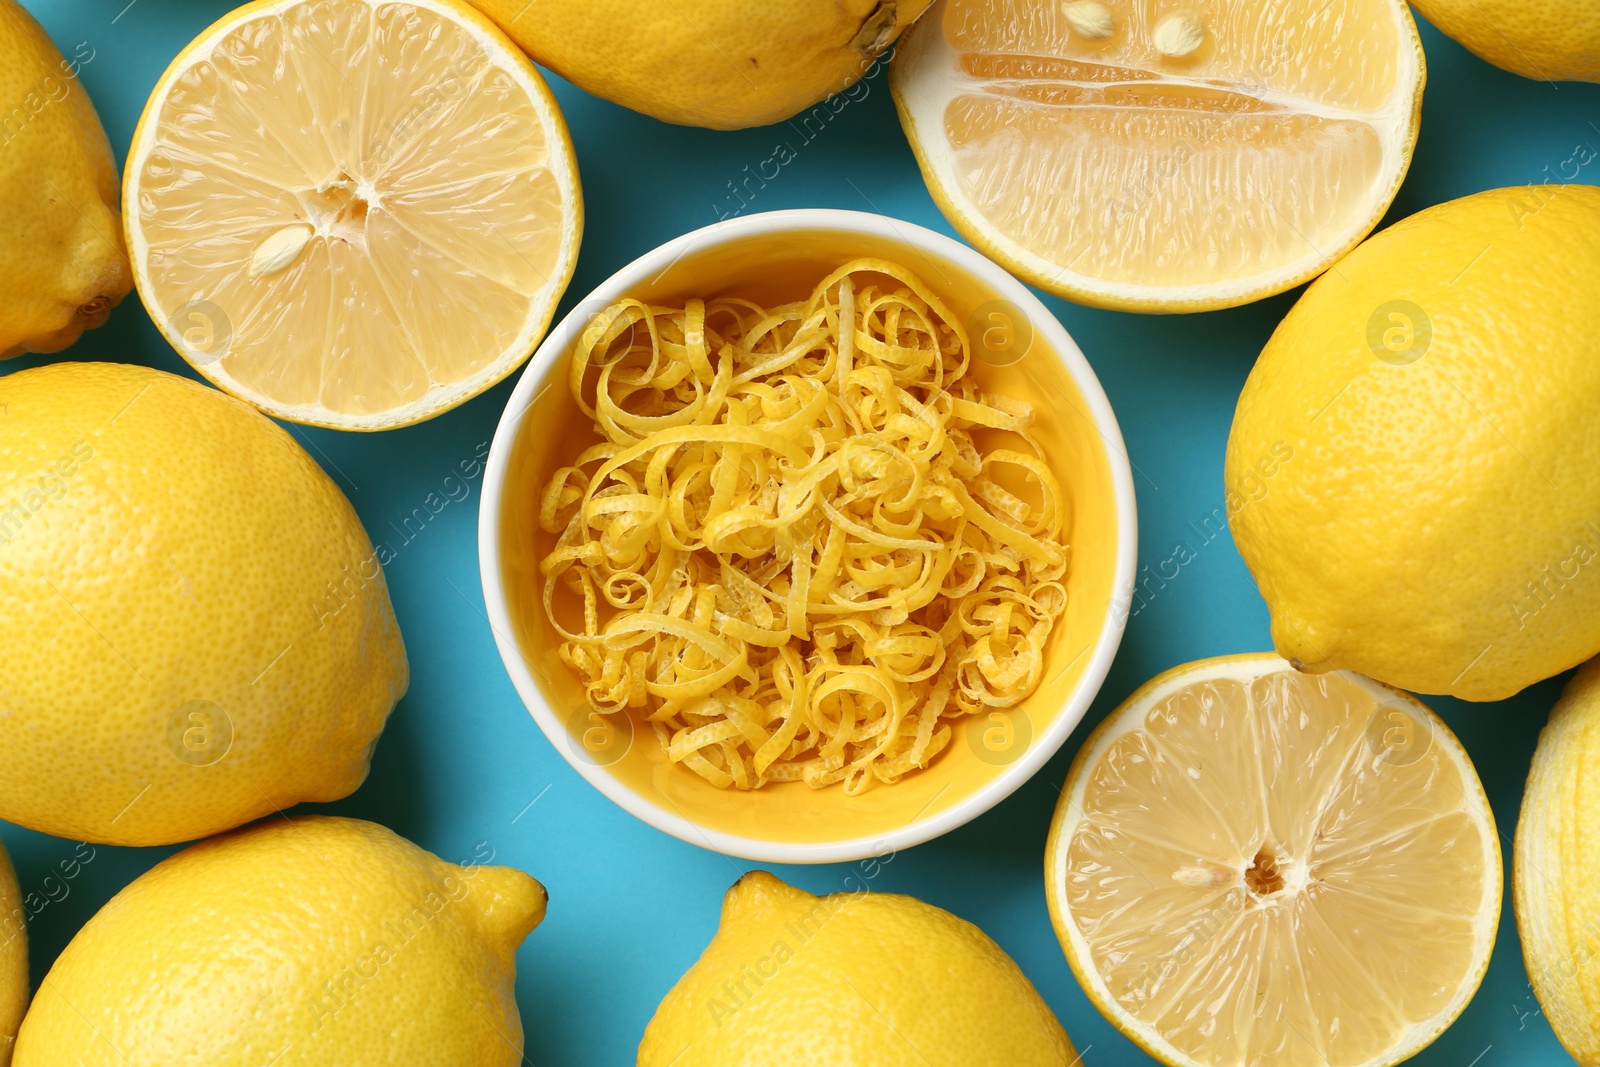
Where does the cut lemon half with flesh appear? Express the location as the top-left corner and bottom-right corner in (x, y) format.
(125, 0), (582, 430)
(890, 0), (1425, 312)
(1045, 654), (1499, 1067)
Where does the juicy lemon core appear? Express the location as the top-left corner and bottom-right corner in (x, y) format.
(1046, 655), (1499, 1067)
(891, 0), (1425, 310)
(124, 0), (582, 429)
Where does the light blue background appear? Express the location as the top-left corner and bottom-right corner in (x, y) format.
(3, 2), (1593, 1063)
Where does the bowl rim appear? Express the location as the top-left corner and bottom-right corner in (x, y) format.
(478, 208), (1138, 863)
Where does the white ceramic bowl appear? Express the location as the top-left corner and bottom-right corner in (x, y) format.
(479, 209), (1137, 863)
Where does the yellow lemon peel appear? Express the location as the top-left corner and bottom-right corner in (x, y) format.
(539, 259), (1069, 793)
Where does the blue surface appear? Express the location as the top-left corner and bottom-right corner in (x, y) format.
(2, 3), (1594, 1064)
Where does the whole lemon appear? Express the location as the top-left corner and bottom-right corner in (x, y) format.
(1517, 659), (1600, 1065)
(639, 871), (1073, 1066)
(0, 363), (407, 845)
(0, 841), (24, 1067)
(1411, 0), (1599, 82)
(14, 816), (545, 1065)
(0, 0), (130, 356)
(1226, 185), (1600, 702)
(468, 0), (931, 129)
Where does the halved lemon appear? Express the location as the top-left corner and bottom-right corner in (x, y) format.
(124, 0), (582, 430)
(891, 0), (1425, 312)
(1045, 654), (1499, 1067)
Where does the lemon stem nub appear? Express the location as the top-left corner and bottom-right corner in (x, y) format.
(853, 1), (900, 54)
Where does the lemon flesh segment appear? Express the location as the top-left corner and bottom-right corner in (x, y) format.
(125, 0), (581, 429)
(891, 0), (1424, 311)
(1047, 655), (1499, 1067)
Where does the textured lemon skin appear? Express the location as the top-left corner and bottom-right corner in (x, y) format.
(0, 0), (130, 357)
(0, 363), (407, 845)
(0, 841), (24, 1067)
(1226, 185), (1600, 701)
(1412, 0), (1600, 82)
(469, 0), (931, 130)
(1516, 659), (1600, 1064)
(639, 871), (1074, 1067)
(14, 817), (545, 1066)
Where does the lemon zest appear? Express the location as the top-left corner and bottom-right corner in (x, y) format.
(540, 259), (1070, 792)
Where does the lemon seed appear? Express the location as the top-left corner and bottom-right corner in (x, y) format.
(1172, 862), (1235, 888)
(1061, 1), (1114, 40)
(249, 224), (314, 278)
(1154, 10), (1206, 56)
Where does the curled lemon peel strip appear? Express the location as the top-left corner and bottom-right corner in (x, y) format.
(539, 259), (1070, 793)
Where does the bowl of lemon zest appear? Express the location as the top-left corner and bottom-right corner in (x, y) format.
(481, 210), (1136, 861)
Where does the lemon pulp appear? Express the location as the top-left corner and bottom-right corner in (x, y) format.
(125, 0), (581, 428)
(892, 0), (1424, 310)
(1047, 656), (1498, 1067)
